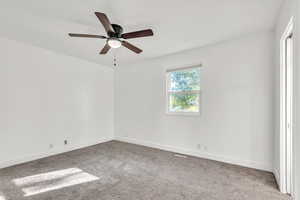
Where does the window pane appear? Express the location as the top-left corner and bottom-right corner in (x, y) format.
(169, 68), (200, 92)
(169, 93), (199, 113)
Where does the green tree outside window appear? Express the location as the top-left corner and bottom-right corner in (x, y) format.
(167, 67), (200, 113)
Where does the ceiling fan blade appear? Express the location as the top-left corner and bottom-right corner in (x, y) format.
(122, 41), (142, 54)
(122, 29), (153, 39)
(100, 43), (111, 54)
(95, 12), (115, 34)
(68, 33), (107, 39)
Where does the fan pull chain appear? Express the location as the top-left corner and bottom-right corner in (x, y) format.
(113, 49), (117, 67)
(114, 55), (117, 67)
(114, 57), (117, 67)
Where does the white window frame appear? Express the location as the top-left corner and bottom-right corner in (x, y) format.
(165, 65), (201, 116)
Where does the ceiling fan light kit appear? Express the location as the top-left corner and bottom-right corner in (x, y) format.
(107, 38), (122, 48)
(68, 12), (154, 55)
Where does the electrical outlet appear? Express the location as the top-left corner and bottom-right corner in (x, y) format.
(64, 140), (68, 145)
(197, 144), (202, 150)
(49, 144), (53, 149)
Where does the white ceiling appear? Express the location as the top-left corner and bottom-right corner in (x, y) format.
(1, 0), (283, 67)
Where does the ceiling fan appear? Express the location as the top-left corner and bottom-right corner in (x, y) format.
(68, 12), (154, 54)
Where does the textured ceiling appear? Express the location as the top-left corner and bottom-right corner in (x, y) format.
(1, 0), (283, 67)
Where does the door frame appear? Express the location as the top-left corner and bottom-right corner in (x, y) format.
(279, 17), (294, 195)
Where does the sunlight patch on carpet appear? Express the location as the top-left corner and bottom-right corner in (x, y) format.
(0, 192), (6, 200)
(13, 168), (99, 196)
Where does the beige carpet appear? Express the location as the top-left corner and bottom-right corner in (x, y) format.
(0, 141), (290, 200)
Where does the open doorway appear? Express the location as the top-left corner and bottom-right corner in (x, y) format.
(280, 18), (294, 195)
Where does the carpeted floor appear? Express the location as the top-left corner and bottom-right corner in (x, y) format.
(0, 141), (290, 200)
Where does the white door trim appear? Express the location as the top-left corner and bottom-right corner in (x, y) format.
(279, 17), (294, 195)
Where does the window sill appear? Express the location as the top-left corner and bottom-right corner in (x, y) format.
(166, 112), (200, 117)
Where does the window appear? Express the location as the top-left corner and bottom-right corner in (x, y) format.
(166, 66), (201, 115)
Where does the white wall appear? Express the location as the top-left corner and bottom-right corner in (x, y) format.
(0, 37), (114, 168)
(115, 31), (275, 171)
(274, 0), (295, 193)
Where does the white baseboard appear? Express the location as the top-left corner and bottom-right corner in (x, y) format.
(0, 136), (273, 173)
(115, 136), (273, 172)
(0, 137), (113, 169)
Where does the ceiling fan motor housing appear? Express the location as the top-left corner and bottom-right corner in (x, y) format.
(110, 24), (123, 38)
